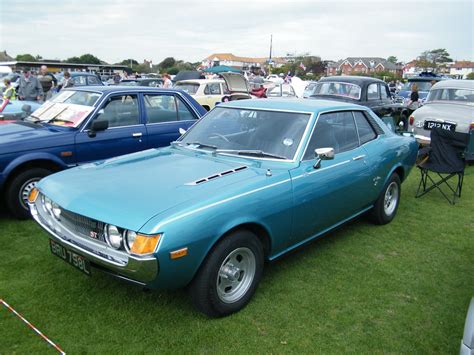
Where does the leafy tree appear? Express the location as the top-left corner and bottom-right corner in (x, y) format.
(158, 57), (176, 69)
(387, 56), (398, 64)
(466, 72), (474, 80)
(119, 59), (139, 66)
(418, 49), (452, 70)
(16, 53), (37, 61)
(65, 53), (102, 64)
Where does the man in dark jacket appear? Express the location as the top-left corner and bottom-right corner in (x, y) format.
(18, 70), (44, 101)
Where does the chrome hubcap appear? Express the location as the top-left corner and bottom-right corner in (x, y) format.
(19, 179), (39, 209)
(384, 182), (399, 216)
(217, 247), (256, 304)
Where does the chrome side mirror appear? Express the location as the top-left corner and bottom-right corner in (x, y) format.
(314, 147), (334, 169)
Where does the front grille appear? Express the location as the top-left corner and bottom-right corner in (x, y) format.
(59, 209), (106, 243)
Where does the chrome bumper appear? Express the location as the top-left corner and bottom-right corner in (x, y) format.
(29, 201), (158, 285)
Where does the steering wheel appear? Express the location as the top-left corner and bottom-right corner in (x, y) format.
(210, 133), (230, 142)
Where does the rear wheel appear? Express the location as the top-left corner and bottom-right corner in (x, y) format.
(6, 168), (52, 219)
(369, 173), (401, 225)
(188, 230), (264, 317)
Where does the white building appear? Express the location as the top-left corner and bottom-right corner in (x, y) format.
(449, 61), (474, 79)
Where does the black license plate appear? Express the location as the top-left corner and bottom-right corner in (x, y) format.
(50, 239), (91, 276)
(423, 120), (456, 132)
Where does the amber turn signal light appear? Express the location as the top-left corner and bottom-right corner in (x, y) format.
(28, 188), (39, 203)
(130, 234), (161, 255)
(170, 247), (188, 260)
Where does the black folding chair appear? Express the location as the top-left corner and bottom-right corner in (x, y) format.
(415, 127), (470, 204)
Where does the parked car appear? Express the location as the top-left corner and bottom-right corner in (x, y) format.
(175, 73), (252, 111)
(461, 298), (474, 355)
(56, 72), (103, 89)
(120, 78), (164, 87)
(310, 76), (411, 127)
(397, 72), (444, 103)
(0, 73), (21, 91)
(265, 74), (284, 84)
(29, 98), (418, 317)
(0, 100), (42, 122)
(408, 80), (474, 160)
(266, 84), (297, 98)
(0, 86), (206, 218)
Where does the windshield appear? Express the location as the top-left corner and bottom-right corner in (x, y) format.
(267, 85), (296, 97)
(174, 83), (199, 95)
(312, 82), (361, 100)
(427, 88), (474, 103)
(402, 81), (435, 92)
(28, 90), (100, 127)
(180, 107), (310, 160)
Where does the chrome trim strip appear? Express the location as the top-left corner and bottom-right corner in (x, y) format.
(185, 166), (248, 185)
(291, 160), (352, 180)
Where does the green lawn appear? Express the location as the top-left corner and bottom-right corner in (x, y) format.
(1, 167), (473, 353)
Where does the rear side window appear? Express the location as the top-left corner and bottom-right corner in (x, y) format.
(353, 111), (377, 144)
(176, 98), (196, 121)
(87, 76), (101, 85)
(367, 83), (379, 100)
(144, 94), (178, 123)
(380, 84), (390, 99)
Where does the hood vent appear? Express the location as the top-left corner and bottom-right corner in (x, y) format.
(186, 166), (248, 186)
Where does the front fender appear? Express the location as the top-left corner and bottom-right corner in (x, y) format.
(3, 152), (69, 179)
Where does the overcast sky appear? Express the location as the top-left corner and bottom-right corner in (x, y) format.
(0, 0), (472, 64)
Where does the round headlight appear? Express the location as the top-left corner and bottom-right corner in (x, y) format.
(124, 230), (137, 252)
(105, 224), (122, 249)
(52, 203), (61, 220)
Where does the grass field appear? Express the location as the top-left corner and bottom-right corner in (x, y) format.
(1, 167), (473, 353)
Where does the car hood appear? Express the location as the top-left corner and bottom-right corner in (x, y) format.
(221, 72), (249, 93)
(0, 122), (71, 154)
(37, 147), (268, 232)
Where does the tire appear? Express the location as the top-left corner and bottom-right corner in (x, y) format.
(188, 230), (264, 317)
(369, 173), (401, 225)
(5, 168), (52, 219)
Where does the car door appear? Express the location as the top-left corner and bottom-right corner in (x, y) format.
(143, 93), (197, 148)
(75, 93), (147, 162)
(366, 82), (384, 116)
(289, 110), (374, 245)
(204, 83), (222, 108)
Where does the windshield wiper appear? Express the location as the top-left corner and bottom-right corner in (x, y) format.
(184, 141), (218, 150)
(216, 149), (286, 160)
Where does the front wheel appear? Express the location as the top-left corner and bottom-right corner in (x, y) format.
(188, 230), (264, 317)
(5, 168), (52, 219)
(369, 173), (401, 225)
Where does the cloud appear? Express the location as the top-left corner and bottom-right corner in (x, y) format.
(0, 0), (472, 64)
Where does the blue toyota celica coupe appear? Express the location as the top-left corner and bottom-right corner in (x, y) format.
(29, 98), (418, 317)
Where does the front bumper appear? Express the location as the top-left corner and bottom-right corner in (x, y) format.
(29, 199), (159, 286)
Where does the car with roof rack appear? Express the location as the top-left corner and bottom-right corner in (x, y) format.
(29, 98), (418, 317)
(0, 86), (206, 218)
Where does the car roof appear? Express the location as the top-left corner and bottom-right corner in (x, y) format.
(219, 98), (366, 113)
(176, 79), (224, 84)
(64, 86), (187, 94)
(432, 79), (474, 90)
(319, 75), (385, 85)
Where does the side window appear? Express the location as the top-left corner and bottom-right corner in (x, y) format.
(144, 94), (178, 123)
(303, 111), (359, 160)
(380, 84), (390, 100)
(204, 83), (221, 95)
(176, 97), (196, 121)
(367, 83), (379, 100)
(87, 76), (100, 85)
(353, 111), (376, 145)
(97, 94), (140, 127)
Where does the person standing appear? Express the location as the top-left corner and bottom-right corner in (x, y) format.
(37, 65), (56, 100)
(0, 78), (17, 113)
(18, 70), (43, 101)
(407, 83), (420, 110)
(162, 73), (172, 88)
(61, 71), (74, 90)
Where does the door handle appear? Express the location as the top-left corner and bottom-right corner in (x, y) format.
(352, 155), (366, 161)
(132, 133), (142, 137)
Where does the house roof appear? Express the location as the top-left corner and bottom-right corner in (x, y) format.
(451, 61), (474, 69)
(338, 57), (399, 70)
(0, 51), (14, 62)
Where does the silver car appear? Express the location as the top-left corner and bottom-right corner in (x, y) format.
(461, 298), (474, 355)
(408, 80), (474, 145)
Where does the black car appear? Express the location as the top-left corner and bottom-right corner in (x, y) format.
(56, 72), (103, 88)
(310, 76), (410, 128)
